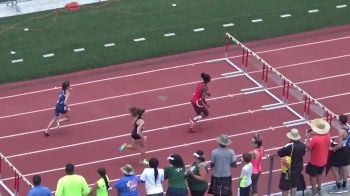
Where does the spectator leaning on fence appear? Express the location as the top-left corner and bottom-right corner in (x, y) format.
(277, 128), (306, 196)
(208, 134), (237, 196)
(328, 114), (350, 194)
(304, 118), (331, 195)
(28, 174), (52, 196)
(55, 163), (90, 196)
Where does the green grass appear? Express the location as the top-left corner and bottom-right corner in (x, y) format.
(0, 0), (349, 84)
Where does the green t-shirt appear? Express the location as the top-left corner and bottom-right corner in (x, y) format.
(55, 174), (90, 196)
(96, 176), (109, 196)
(187, 162), (208, 191)
(165, 166), (186, 189)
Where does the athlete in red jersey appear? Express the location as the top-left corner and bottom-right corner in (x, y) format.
(189, 73), (211, 132)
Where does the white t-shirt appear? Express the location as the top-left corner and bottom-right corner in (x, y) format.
(240, 163), (252, 188)
(140, 168), (164, 194)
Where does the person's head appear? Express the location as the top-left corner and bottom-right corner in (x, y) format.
(167, 154), (185, 168)
(32, 175), (41, 186)
(201, 73), (211, 84)
(120, 164), (135, 176)
(216, 134), (231, 148)
(310, 118), (330, 135)
(65, 163), (75, 175)
(339, 114), (348, 125)
(128, 106), (145, 118)
(242, 153), (252, 163)
(97, 167), (110, 191)
(149, 158), (159, 183)
(193, 150), (205, 163)
(286, 128), (301, 141)
(61, 80), (70, 91)
(250, 134), (263, 148)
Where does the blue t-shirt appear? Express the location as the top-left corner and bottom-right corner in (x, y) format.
(28, 185), (52, 196)
(114, 175), (141, 196)
(56, 90), (66, 107)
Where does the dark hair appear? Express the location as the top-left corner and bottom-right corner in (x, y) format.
(65, 163), (75, 175)
(339, 114), (348, 125)
(62, 80), (70, 91)
(252, 134), (263, 148)
(201, 73), (211, 83)
(32, 175), (41, 186)
(149, 158), (159, 183)
(243, 153), (252, 163)
(195, 150), (205, 162)
(129, 106), (145, 117)
(169, 154), (185, 168)
(97, 168), (109, 191)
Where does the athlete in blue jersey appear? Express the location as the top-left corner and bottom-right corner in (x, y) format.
(44, 80), (71, 136)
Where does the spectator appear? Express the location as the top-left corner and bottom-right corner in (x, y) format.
(239, 153), (253, 196)
(328, 114), (350, 194)
(28, 174), (52, 196)
(249, 134), (264, 196)
(164, 154), (188, 196)
(208, 134), (236, 196)
(186, 150), (209, 196)
(89, 168), (109, 196)
(140, 158), (165, 196)
(55, 163), (90, 196)
(114, 164), (142, 196)
(277, 128), (306, 196)
(305, 118), (331, 195)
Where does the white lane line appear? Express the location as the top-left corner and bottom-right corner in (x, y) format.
(42, 53), (54, 58)
(1, 35), (350, 100)
(308, 9), (319, 13)
(133, 38), (146, 42)
(73, 48), (85, 52)
(280, 14), (292, 18)
(336, 4), (347, 9)
(1, 53), (350, 120)
(104, 43), (115, 47)
(193, 28), (205, 32)
(252, 19), (263, 23)
(222, 23), (234, 27)
(164, 33), (176, 37)
(11, 59), (23, 63)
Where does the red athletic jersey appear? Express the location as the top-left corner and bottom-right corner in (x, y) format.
(192, 82), (206, 102)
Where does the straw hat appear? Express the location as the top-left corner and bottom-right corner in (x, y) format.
(216, 134), (232, 146)
(286, 128), (301, 141)
(310, 118), (330, 135)
(120, 164), (135, 175)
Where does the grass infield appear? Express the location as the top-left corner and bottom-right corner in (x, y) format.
(0, 0), (349, 84)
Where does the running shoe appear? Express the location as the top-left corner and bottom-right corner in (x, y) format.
(43, 131), (50, 137)
(328, 185), (343, 194)
(139, 159), (149, 166)
(342, 187), (348, 193)
(118, 143), (127, 151)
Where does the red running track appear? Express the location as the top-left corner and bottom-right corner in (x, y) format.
(1, 25), (350, 195)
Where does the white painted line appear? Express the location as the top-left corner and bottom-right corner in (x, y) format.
(251, 19), (263, 23)
(308, 9), (319, 13)
(42, 53), (54, 58)
(133, 38), (146, 42)
(224, 73), (245, 78)
(164, 33), (176, 37)
(283, 118), (305, 125)
(11, 59), (23, 63)
(222, 23), (234, 27)
(241, 86), (264, 92)
(285, 120), (308, 127)
(262, 102), (284, 108)
(0, 36), (349, 101)
(193, 28), (205, 32)
(336, 4), (347, 9)
(205, 58), (226, 63)
(280, 14), (291, 18)
(104, 43), (115, 47)
(73, 48), (85, 52)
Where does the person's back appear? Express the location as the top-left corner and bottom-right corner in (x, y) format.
(309, 133), (330, 167)
(28, 174), (52, 196)
(211, 147), (235, 177)
(55, 174), (90, 196)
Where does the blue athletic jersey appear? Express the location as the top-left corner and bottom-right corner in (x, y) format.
(56, 90), (66, 107)
(343, 127), (350, 147)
